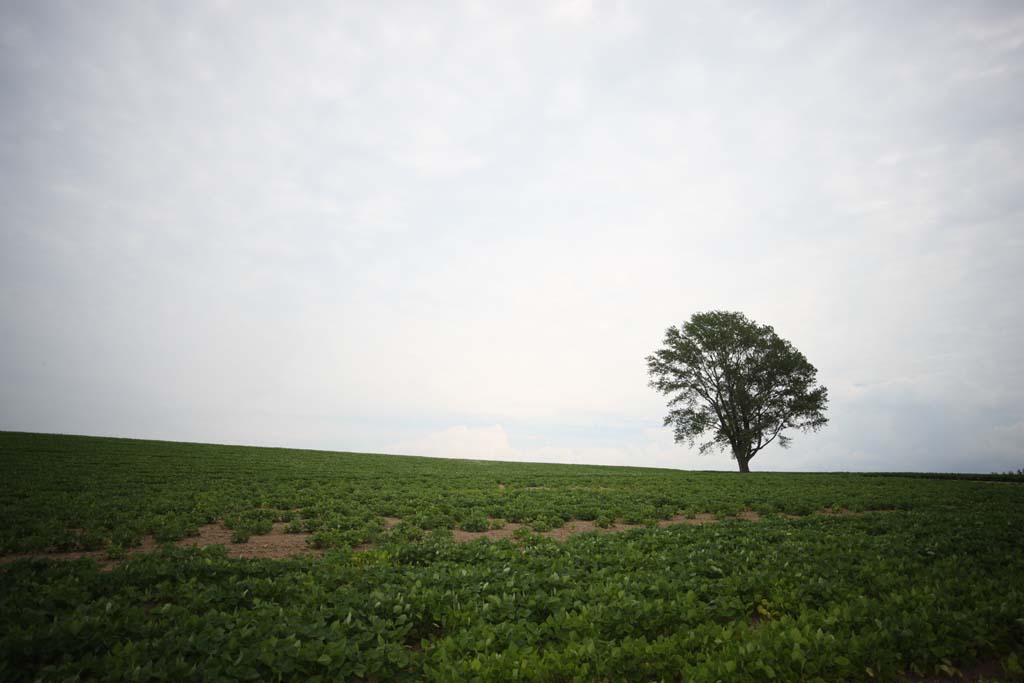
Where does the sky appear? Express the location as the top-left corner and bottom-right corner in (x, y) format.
(1, 1), (1022, 473)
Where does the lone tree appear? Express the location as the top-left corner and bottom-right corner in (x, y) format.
(646, 311), (828, 473)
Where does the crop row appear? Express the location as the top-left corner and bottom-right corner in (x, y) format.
(3, 508), (1023, 682)
(1, 432), (1014, 554)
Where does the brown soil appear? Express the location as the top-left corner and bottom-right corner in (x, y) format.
(176, 522), (321, 560)
(0, 522), (319, 571)
(0, 535), (159, 570)
(452, 522), (526, 543)
(657, 513), (717, 527)
(542, 519), (645, 539)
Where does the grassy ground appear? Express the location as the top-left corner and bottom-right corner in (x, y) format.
(1, 431), (1022, 681)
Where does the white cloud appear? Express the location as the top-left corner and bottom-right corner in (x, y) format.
(1, 2), (1022, 472)
(392, 424), (743, 470)
(983, 421), (1024, 464)
(550, 0), (594, 25)
(393, 425), (520, 461)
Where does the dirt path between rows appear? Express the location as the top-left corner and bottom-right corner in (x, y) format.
(0, 522), (322, 570)
(0, 508), (883, 570)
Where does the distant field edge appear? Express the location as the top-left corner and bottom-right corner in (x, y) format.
(2, 429), (1021, 478)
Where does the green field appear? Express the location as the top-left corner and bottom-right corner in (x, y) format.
(2, 431), (1023, 681)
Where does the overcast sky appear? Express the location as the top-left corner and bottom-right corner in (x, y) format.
(2, 1), (1022, 472)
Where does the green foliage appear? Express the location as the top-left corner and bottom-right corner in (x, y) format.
(1, 432), (1023, 682)
(647, 311), (828, 472)
(4, 431), (988, 556)
(225, 510), (275, 544)
(867, 470), (1024, 483)
(459, 513), (489, 532)
(3, 511), (1023, 682)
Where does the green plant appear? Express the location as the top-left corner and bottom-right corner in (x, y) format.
(459, 513), (489, 532)
(1, 432), (1023, 683)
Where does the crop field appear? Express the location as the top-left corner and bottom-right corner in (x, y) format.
(1, 431), (1023, 682)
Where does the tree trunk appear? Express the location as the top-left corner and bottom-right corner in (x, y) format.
(733, 449), (751, 473)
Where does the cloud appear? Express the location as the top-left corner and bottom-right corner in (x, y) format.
(549, 0), (594, 25)
(392, 424), (744, 471)
(1, 2), (1022, 472)
(393, 425), (520, 461)
(982, 421), (1024, 468)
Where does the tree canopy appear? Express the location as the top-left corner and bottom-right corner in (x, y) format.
(646, 311), (828, 472)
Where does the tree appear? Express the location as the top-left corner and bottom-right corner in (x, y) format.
(646, 311), (828, 473)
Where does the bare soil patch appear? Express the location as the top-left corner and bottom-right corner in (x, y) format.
(0, 535), (159, 570)
(657, 513), (717, 527)
(176, 522), (321, 560)
(541, 520), (645, 540)
(452, 522), (526, 543)
(0, 522), (319, 570)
